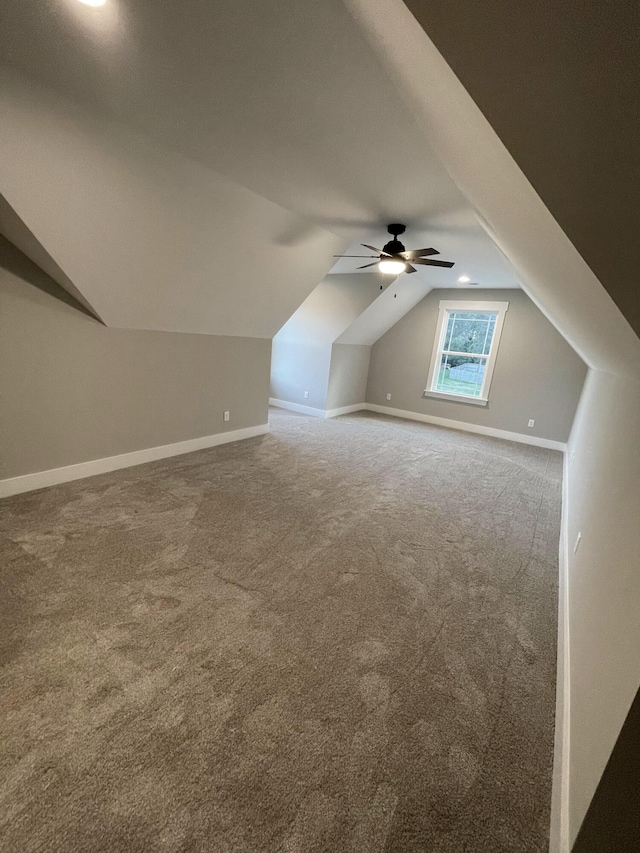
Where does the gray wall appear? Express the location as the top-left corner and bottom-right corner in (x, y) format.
(565, 371), (640, 844)
(366, 288), (587, 442)
(0, 249), (271, 481)
(270, 274), (380, 411)
(270, 338), (332, 410)
(326, 344), (371, 410)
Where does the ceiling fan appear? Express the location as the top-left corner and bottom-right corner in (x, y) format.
(333, 223), (455, 275)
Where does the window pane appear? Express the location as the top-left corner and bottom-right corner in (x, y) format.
(443, 313), (456, 351)
(444, 311), (497, 356)
(481, 314), (497, 355)
(435, 354), (487, 397)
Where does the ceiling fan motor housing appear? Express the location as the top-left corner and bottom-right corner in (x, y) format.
(383, 223), (407, 256)
(382, 238), (406, 256)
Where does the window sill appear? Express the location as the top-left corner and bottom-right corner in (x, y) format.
(423, 390), (488, 407)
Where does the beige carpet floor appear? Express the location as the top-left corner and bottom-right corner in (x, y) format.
(0, 409), (561, 852)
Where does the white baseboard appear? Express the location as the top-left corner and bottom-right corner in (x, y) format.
(269, 398), (327, 418)
(325, 403), (366, 418)
(0, 423), (270, 499)
(269, 398), (367, 419)
(364, 403), (567, 452)
(549, 450), (572, 853)
(270, 398), (567, 450)
(269, 397), (367, 418)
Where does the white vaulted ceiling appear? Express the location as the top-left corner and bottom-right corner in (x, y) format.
(1, 0), (637, 374)
(0, 0), (510, 337)
(0, 70), (344, 336)
(0, 0), (467, 225)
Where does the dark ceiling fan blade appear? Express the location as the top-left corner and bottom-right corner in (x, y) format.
(361, 244), (390, 257)
(401, 248), (439, 259)
(357, 262), (380, 269)
(332, 254), (379, 258)
(412, 258), (455, 268)
(405, 263), (417, 274)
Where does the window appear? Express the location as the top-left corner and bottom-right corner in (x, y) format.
(425, 300), (509, 406)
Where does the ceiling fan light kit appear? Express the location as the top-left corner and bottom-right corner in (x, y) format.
(333, 223), (455, 276)
(379, 259), (407, 274)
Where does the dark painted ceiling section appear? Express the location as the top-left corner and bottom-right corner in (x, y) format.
(404, 0), (640, 336)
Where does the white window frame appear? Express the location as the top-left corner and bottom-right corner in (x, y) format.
(424, 300), (509, 406)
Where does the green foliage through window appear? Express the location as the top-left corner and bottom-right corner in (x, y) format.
(443, 312), (497, 367)
(435, 311), (497, 397)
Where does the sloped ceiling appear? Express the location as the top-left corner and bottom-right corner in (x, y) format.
(343, 0), (640, 376)
(0, 71), (344, 337)
(276, 274), (383, 346)
(0, 191), (103, 322)
(1, 0), (636, 363)
(0, 0), (469, 227)
(0, 0), (519, 338)
(402, 0), (640, 338)
(0, 232), (99, 320)
(336, 277), (434, 346)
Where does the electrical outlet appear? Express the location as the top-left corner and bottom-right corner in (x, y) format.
(303, 391), (309, 399)
(527, 418), (535, 428)
(573, 532), (582, 554)
(386, 393), (392, 401)
(223, 411), (230, 422)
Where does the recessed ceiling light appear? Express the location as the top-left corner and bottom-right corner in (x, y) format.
(457, 275), (470, 283)
(77, 0), (107, 6)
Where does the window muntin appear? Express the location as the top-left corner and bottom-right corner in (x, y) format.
(425, 301), (508, 405)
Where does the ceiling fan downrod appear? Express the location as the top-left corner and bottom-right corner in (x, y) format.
(382, 223), (407, 256)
